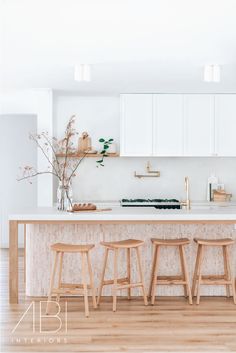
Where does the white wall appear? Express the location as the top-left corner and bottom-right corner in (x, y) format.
(54, 94), (120, 151)
(0, 115), (37, 247)
(0, 89), (53, 206)
(0, 89), (53, 248)
(54, 93), (236, 202)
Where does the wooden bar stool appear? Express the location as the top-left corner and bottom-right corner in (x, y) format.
(149, 238), (192, 305)
(46, 243), (97, 317)
(97, 239), (148, 311)
(192, 238), (236, 304)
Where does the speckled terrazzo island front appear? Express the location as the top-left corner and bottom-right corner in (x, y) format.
(10, 206), (235, 297)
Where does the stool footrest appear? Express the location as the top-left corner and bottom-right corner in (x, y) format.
(103, 277), (129, 286)
(197, 275), (232, 285)
(155, 275), (186, 285)
(117, 282), (143, 290)
(157, 275), (183, 280)
(156, 280), (187, 285)
(52, 288), (84, 295)
(60, 282), (92, 289)
(198, 280), (232, 285)
(201, 275), (227, 280)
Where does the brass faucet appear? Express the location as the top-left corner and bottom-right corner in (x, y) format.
(180, 176), (191, 210)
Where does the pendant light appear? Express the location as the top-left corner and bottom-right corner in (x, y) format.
(203, 64), (221, 82)
(74, 64), (91, 82)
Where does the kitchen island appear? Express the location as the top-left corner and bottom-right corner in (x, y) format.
(9, 206), (236, 303)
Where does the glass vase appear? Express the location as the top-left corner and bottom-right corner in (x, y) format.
(57, 182), (73, 211)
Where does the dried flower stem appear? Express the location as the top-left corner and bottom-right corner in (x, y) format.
(17, 171), (59, 182)
(41, 132), (61, 173)
(67, 152), (87, 184)
(29, 133), (61, 180)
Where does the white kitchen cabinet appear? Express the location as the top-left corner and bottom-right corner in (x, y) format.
(153, 94), (184, 156)
(184, 94), (214, 156)
(215, 94), (236, 156)
(120, 94), (153, 156)
(120, 93), (236, 157)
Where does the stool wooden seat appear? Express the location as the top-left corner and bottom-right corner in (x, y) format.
(192, 237), (236, 304)
(46, 242), (97, 317)
(97, 238), (148, 311)
(194, 238), (235, 246)
(149, 238), (192, 305)
(101, 239), (144, 249)
(51, 243), (94, 252)
(151, 238), (190, 246)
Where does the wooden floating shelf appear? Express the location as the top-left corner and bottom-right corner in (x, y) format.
(56, 153), (119, 158)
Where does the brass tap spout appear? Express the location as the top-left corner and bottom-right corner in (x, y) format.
(180, 176), (191, 210)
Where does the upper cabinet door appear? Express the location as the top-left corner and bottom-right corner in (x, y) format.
(120, 94), (153, 156)
(153, 94), (184, 156)
(215, 95), (236, 156)
(184, 95), (214, 156)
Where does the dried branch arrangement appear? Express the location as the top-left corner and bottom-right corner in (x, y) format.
(18, 115), (114, 210)
(18, 115), (86, 187)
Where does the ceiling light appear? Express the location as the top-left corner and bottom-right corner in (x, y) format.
(203, 64), (221, 82)
(74, 64), (91, 82)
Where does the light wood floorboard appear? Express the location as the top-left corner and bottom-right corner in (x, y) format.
(1, 249), (236, 352)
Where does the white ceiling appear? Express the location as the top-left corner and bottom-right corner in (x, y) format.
(1, 0), (236, 94)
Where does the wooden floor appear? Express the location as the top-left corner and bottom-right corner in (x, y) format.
(1, 249), (236, 352)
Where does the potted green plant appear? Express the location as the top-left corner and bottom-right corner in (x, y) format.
(96, 138), (114, 167)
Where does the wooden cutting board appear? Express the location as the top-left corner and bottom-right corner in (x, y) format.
(68, 208), (112, 213)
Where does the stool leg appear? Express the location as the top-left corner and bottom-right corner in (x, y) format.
(127, 248), (131, 300)
(113, 249), (118, 312)
(86, 251), (97, 309)
(46, 251), (59, 314)
(223, 245), (230, 298)
(148, 244), (158, 298)
(81, 252), (89, 317)
(196, 245), (204, 305)
(180, 245), (192, 305)
(179, 246), (187, 298)
(136, 247), (148, 306)
(192, 244), (201, 297)
(225, 245), (236, 304)
(97, 248), (109, 305)
(56, 252), (64, 302)
(151, 245), (160, 305)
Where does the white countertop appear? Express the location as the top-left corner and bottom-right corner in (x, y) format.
(8, 204), (236, 221)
